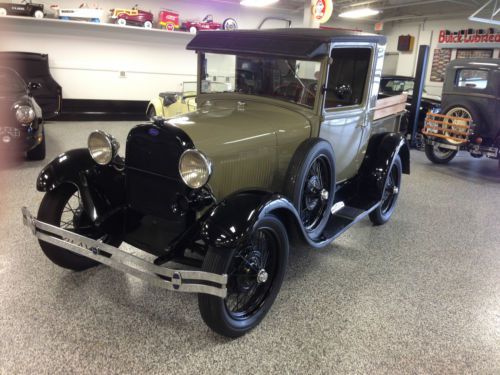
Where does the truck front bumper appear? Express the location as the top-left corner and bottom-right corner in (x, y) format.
(21, 207), (227, 298)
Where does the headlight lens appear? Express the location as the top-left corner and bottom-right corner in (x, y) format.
(15, 105), (35, 125)
(88, 130), (119, 165)
(179, 149), (212, 189)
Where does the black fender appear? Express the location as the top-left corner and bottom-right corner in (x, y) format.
(359, 132), (410, 200)
(36, 148), (125, 224)
(200, 190), (332, 251)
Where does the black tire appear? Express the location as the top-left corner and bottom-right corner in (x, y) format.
(147, 106), (156, 120)
(424, 144), (457, 164)
(37, 184), (120, 271)
(369, 155), (402, 226)
(198, 215), (288, 338)
(222, 18), (238, 31)
(27, 135), (46, 161)
(284, 139), (335, 240)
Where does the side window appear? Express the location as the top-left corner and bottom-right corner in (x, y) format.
(325, 48), (371, 109)
(456, 69), (488, 89)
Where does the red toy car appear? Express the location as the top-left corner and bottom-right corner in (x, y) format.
(158, 9), (179, 31)
(110, 5), (153, 28)
(181, 14), (237, 33)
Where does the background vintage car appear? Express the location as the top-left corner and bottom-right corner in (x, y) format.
(51, 4), (103, 22)
(423, 58), (500, 164)
(181, 14), (237, 33)
(110, 7), (153, 28)
(0, 1), (44, 18)
(0, 67), (45, 160)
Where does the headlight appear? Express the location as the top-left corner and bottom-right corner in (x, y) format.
(15, 105), (35, 125)
(88, 130), (120, 165)
(179, 149), (212, 189)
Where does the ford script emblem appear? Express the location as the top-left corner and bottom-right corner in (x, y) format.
(148, 128), (160, 137)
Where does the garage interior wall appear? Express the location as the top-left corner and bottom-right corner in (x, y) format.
(382, 18), (500, 96)
(0, 0), (373, 102)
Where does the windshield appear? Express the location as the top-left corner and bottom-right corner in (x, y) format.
(0, 68), (26, 94)
(201, 53), (321, 108)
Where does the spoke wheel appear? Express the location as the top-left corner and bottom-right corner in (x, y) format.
(369, 155), (402, 226)
(444, 107), (472, 145)
(198, 215), (288, 338)
(37, 184), (120, 271)
(301, 155), (330, 231)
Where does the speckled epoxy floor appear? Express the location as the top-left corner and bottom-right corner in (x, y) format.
(0, 122), (499, 374)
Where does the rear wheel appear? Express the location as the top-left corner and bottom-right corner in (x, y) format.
(424, 144), (457, 164)
(369, 155), (402, 225)
(34, 10), (44, 18)
(198, 215), (288, 338)
(117, 18), (126, 26)
(222, 18), (238, 31)
(144, 20), (153, 28)
(189, 26), (197, 34)
(37, 184), (120, 271)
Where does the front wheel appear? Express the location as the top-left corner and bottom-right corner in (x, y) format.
(222, 18), (238, 31)
(143, 21), (153, 28)
(189, 26), (197, 34)
(37, 184), (121, 271)
(424, 143), (457, 164)
(33, 10), (44, 18)
(369, 155), (402, 226)
(198, 215), (289, 338)
(0, 8), (8, 16)
(116, 18), (126, 26)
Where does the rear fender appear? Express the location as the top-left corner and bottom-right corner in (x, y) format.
(359, 132), (410, 200)
(200, 190), (326, 250)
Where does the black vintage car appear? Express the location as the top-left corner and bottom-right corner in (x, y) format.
(380, 75), (441, 143)
(422, 58), (500, 164)
(0, 0), (44, 18)
(0, 67), (45, 160)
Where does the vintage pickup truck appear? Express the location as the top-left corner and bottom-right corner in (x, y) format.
(22, 29), (409, 338)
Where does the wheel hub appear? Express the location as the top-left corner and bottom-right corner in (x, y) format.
(256, 269), (268, 284)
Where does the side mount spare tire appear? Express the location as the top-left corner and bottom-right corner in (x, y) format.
(284, 138), (335, 240)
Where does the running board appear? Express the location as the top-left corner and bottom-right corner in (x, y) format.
(320, 201), (380, 242)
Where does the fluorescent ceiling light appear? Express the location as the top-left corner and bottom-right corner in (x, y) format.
(339, 7), (380, 18)
(240, 0), (279, 7)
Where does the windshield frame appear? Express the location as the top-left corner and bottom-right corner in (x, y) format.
(195, 51), (328, 113)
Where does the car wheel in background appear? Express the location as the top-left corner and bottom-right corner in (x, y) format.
(424, 144), (458, 164)
(144, 21), (153, 28)
(222, 18), (238, 31)
(0, 8), (7, 16)
(117, 18), (126, 26)
(34, 10), (44, 18)
(189, 26), (197, 34)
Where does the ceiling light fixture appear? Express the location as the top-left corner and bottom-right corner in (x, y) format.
(339, 7), (380, 18)
(240, 0), (279, 7)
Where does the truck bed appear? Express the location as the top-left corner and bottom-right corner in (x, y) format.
(374, 93), (407, 120)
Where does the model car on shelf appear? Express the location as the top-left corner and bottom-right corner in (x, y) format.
(51, 3), (103, 23)
(181, 14), (237, 33)
(110, 5), (153, 28)
(0, 67), (45, 160)
(0, 0), (44, 18)
(379, 75), (441, 145)
(158, 9), (179, 31)
(22, 29), (410, 338)
(422, 58), (499, 165)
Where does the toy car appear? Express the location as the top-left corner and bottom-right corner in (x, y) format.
(0, 67), (45, 160)
(158, 9), (179, 31)
(22, 29), (410, 338)
(146, 82), (197, 119)
(51, 3), (103, 23)
(110, 5), (153, 28)
(422, 58), (499, 165)
(0, 0), (44, 18)
(181, 14), (237, 33)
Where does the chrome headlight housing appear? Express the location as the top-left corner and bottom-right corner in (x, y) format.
(179, 149), (212, 189)
(15, 105), (35, 125)
(88, 130), (120, 165)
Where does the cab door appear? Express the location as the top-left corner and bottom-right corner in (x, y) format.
(319, 45), (375, 182)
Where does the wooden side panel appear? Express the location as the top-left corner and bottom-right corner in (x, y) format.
(373, 94), (407, 120)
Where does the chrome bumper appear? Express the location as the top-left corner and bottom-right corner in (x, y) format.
(21, 207), (227, 298)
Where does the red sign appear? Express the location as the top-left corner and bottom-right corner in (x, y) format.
(438, 29), (500, 44)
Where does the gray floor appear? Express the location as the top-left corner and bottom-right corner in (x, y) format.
(1, 122), (499, 374)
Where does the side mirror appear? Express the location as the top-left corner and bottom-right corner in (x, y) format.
(334, 84), (352, 100)
(28, 82), (42, 90)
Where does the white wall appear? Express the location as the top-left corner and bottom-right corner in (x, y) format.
(0, 0), (304, 101)
(382, 18), (500, 96)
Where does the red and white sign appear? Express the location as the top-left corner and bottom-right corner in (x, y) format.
(438, 29), (500, 45)
(312, 0), (333, 24)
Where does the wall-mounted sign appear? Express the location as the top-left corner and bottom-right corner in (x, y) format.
(374, 22), (383, 32)
(438, 28), (500, 48)
(312, 0), (333, 24)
